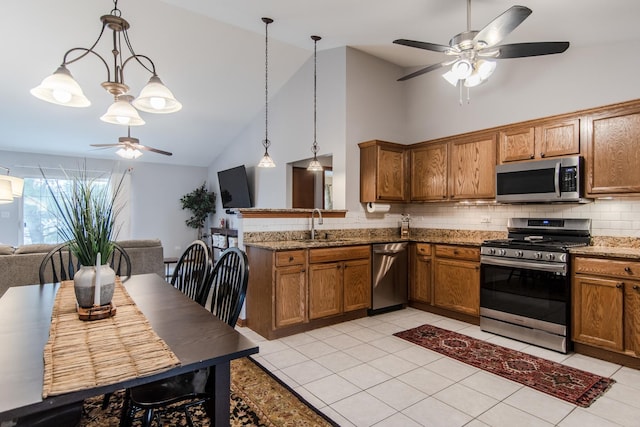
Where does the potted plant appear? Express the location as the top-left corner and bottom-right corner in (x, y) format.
(42, 166), (125, 308)
(180, 183), (216, 238)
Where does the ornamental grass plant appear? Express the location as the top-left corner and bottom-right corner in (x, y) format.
(41, 165), (125, 267)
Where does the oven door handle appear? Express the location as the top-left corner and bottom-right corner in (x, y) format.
(481, 256), (566, 275)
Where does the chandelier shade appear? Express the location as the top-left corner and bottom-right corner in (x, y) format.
(30, 0), (181, 124)
(100, 95), (145, 126)
(132, 76), (182, 113)
(30, 66), (91, 107)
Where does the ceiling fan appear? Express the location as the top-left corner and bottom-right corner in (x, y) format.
(393, 0), (570, 89)
(90, 127), (173, 159)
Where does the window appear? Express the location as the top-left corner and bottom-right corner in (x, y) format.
(22, 177), (109, 244)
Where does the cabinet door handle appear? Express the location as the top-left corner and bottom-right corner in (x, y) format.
(625, 267), (632, 273)
(633, 285), (639, 290)
(289, 256), (294, 262)
(616, 282), (624, 289)
(540, 152), (545, 158)
(453, 250), (459, 255)
(301, 269), (306, 273)
(530, 154), (535, 159)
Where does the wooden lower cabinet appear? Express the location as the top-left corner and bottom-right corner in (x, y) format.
(433, 245), (480, 316)
(309, 245), (371, 319)
(309, 262), (342, 319)
(246, 245), (371, 340)
(275, 264), (307, 328)
(572, 256), (640, 358)
(409, 243), (432, 304)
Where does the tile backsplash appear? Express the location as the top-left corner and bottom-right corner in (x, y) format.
(238, 199), (640, 238)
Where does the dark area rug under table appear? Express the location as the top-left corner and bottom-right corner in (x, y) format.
(80, 357), (338, 426)
(394, 324), (615, 408)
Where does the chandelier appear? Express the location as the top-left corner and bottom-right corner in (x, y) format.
(307, 35), (323, 172)
(258, 17), (276, 168)
(30, 0), (181, 126)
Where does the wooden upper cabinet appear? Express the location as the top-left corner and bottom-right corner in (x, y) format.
(359, 140), (407, 203)
(586, 103), (640, 195)
(449, 133), (497, 200)
(410, 142), (448, 201)
(499, 118), (580, 163)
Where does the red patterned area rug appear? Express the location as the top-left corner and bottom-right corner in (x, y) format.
(394, 324), (615, 407)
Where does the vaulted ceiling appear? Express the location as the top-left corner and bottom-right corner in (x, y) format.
(2, 0), (639, 166)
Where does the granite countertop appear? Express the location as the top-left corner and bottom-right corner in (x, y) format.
(569, 246), (640, 260)
(243, 228), (640, 258)
(243, 231), (495, 251)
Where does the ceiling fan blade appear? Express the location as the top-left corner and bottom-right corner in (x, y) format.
(393, 39), (451, 53)
(474, 5), (532, 48)
(493, 42), (570, 58)
(398, 62), (446, 82)
(90, 143), (122, 147)
(137, 145), (173, 156)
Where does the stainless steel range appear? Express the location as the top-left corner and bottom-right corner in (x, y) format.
(480, 218), (591, 353)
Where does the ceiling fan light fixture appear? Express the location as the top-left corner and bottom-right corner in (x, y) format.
(442, 70), (459, 86)
(30, 66), (91, 107)
(116, 147), (143, 159)
(100, 95), (145, 126)
(451, 59), (473, 79)
(132, 75), (182, 113)
(477, 60), (497, 79)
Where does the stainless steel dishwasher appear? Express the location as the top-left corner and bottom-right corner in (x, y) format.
(369, 242), (408, 315)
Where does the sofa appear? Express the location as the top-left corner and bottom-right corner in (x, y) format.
(0, 239), (165, 297)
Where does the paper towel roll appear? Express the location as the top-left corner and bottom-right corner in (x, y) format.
(366, 202), (391, 213)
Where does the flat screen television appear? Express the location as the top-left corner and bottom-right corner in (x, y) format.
(217, 165), (253, 209)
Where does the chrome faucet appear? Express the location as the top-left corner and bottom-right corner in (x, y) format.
(311, 208), (323, 240)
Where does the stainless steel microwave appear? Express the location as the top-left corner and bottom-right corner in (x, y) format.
(495, 156), (586, 203)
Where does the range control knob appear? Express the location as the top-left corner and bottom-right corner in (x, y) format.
(534, 252), (543, 260)
(499, 249), (507, 256)
(516, 250), (524, 258)
(546, 253), (556, 261)
(488, 248), (496, 255)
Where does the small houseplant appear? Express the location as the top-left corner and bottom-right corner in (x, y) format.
(180, 183), (216, 238)
(43, 165), (125, 307)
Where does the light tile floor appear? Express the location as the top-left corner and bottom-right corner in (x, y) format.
(237, 307), (640, 427)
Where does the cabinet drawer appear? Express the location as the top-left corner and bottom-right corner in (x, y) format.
(309, 245), (370, 264)
(574, 256), (640, 279)
(275, 250), (307, 267)
(415, 243), (432, 256)
(435, 245), (479, 261)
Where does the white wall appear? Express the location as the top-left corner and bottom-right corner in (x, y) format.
(0, 150), (208, 256)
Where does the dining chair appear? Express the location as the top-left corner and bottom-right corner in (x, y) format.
(38, 242), (132, 285)
(169, 239), (212, 306)
(120, 247), (249, 427)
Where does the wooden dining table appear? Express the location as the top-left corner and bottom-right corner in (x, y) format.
(0, 273), (259, 427)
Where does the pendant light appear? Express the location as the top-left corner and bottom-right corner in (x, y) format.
(0, 166), (24, 204)
(258, 17), (276, 168)
(307, 35), (323, 172)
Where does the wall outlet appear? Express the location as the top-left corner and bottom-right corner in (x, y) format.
(481, 216), (491, 224)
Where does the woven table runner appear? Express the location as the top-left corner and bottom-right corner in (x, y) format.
(42, 277), (181, 398)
